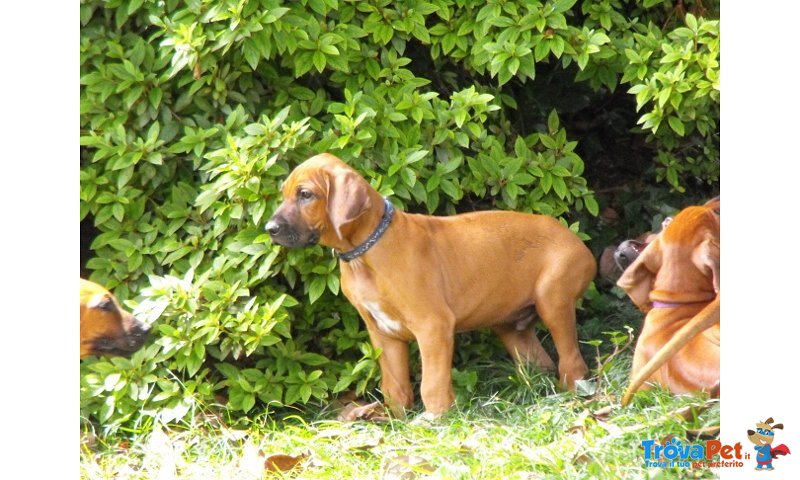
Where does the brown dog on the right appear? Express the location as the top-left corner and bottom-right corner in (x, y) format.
(617, 198), (720, 404)
(80, 278), (150, 359)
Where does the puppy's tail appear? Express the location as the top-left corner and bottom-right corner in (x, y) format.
(621, 295), (720, 406)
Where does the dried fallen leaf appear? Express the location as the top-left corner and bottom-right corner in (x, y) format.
(195, 409), (226, 429)
(591, 405), (613, 421)
(383, 454), (436, 480)
(573, 453), (592, 465)
(686, 426), (720, 440)
(595, 418), (623, 437)
(342, 432), (384, 451)
(337, 400), (392, 422)
(326, 390), (359, 412)
(659, 434), (677, 446)
(80, 429), (96, 450)
(568, 409), (591, 434)
(264, 453), (308, 473)
(314, 427), (352, 439)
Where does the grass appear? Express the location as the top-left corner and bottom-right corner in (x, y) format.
(80, 354), (720, 479)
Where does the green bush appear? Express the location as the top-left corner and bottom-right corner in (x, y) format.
(80, 0), (719, 432)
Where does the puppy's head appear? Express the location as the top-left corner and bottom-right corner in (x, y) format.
(80, 279), (150, 359)
(613, 238), (650, 272)
(265, 153), (374, 249)
(598, 231), (659, 283)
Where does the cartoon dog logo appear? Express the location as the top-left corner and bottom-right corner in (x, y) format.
(747, 417), (791, 471)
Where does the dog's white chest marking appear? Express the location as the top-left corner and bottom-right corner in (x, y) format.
(363, 302), (403, 335)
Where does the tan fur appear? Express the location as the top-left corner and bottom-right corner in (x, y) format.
(80, 278), (150, 359)
(267, 154), (596, 415)
(617, 198), (720, 402)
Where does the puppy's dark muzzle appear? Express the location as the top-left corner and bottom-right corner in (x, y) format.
(265, 216), (319, 248)
(93, 321), (151, 357)
(266, 217), (293, 246)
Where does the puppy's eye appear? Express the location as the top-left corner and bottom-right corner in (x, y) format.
(298, 189), (315, 201)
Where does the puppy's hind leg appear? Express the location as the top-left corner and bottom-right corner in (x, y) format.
(491, 311), (556, 374)
(534, 296), (589, 390)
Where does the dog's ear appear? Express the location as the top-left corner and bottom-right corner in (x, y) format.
(617, 237), (662, 312)
(772, 423), (784, 430)
(86, 292), (112, 310)
(703, 196), (720, 214)
(693, 234), (720, 293)
(326, 167), (372, 240)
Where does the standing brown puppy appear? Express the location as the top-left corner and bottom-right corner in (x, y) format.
(80, 278), (150, 359)
(266, 154), (595, 416)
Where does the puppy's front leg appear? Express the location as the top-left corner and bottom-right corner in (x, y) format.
(415, 319), (456, 415)
(363, 322), (414, 417)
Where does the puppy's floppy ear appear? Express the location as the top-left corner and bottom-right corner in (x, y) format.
(326, 166), (372, 240)
(703, 196), (720, 213)
(693, 234), (720, 293)
(617, 237), (662, 312)
(86, 293), (111, 310)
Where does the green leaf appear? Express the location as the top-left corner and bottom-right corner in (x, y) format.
(308, 276), (327, 304)
(326, 274), (340, 295)
(405, 149), (428, 164)
(668, 116), (685, 136)
(243, 40), (260, 70)
(112, 204), (125, 222)
(685, 13), (698, 32)
(547, 110), (560, 133)
(241, 393), (256, 413)
(552, 176), (567, 199)
(319, 44), (339, 56)
(312, 51), (327, 72)
(440, 179), (460, 200)
(540, 172), (553, 193)
(298, 353), (329, 366)
(584, 195), (599, 216)
(551, 0), (578, 14)
(295, 52), (315, 77)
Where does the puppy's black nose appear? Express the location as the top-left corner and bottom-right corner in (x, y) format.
(128, 319), (151, 343)
(266, 220), (281, 236)
(132, 321), (151, 337)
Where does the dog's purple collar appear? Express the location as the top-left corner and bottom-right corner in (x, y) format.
(337, 197), (394, 262)
(652, 301), (686, 309)
(652, 299), (711, 309)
